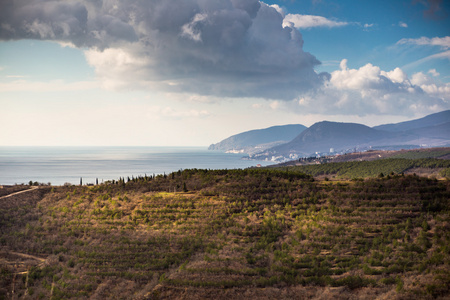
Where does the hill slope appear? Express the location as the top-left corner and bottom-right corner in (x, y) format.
(275, 121), (390, 154)
(208, 124), (306, 154)
(406, 121), (450, 140)
(373, 110), (450, 132)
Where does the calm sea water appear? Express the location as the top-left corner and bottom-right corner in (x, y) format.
(0, 147), (272, 185)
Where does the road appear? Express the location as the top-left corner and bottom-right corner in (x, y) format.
(0, 186), (39, 200)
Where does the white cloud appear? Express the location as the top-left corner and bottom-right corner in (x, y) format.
(283, 14), (348, 29)
(331, 61), (394, 91)
(423, 50), (450, 60)
(428, 69), (440, 77)
(269, 4), (284, 16)
(401, 50), (450, 70)
(398, 21), (408, 28)
(396, 36), (450, 70)
(84, 47), (150, 90)
(397, 36), (450, 49)
(410, 72), (450, 100)
(382, 68), (408, 84)
(339, 59), (348, 70)
(411, 71), (448, 89)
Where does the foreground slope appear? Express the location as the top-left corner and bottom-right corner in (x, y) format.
(1, 168), (449, 299)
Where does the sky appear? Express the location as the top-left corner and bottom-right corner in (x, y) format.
(0, 0), (449, 146)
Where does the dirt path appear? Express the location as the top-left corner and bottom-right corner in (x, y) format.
(0, 250), (47, 275)
(0, 186), (39, 200)
(7, 251), (46, 263)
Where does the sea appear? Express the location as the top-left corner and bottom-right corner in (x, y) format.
(0, 147), (272, 186)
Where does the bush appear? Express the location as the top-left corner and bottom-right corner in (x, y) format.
(67, 259), (75, 268)
(380, 276), (396, 285)
(333, 276), (375, 289)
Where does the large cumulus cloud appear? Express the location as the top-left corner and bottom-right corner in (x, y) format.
(290, 59), (450, 116)
(0, 0), (325, 99)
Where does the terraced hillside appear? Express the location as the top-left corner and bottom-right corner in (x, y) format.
(275, 158), (450, 179)
(0, 170), (449, 299)
(274, 148), (450, 179)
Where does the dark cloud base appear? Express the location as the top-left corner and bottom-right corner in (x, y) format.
(0, 0), (326, 98)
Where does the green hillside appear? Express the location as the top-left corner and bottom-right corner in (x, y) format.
(389, 149), (450, 159)
(274, 158), (450, 179)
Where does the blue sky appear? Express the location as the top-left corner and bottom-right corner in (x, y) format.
(269, 0), (450, 75)
(1, 0), (449, 146)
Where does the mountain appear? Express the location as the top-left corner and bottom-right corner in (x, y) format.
(249, 121), (396, 159)
(248, 111), (450, 161)
(208, 124), (306, 154)
(395, 121), (450, 147)
(209, 110), (450, 162)
(407, 121), (450, 139)
(373, 110), (450, 132)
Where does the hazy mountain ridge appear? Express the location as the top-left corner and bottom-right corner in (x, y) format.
(210, 110), (450, 162)
(252, 110), (450, 161)
(264, 121), (396, 156)
(208, 124), (306, 154)
(373, 110), (450, 132)
(405, 121), (450, 140)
